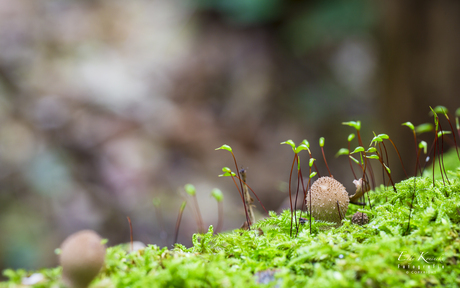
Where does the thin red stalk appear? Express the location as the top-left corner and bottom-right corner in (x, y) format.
(378, 143), (386, 185)
(174, 202), (186, 244)
(233, 175), (268, 214)
(382, 142), (390, 167)
(437, 133), (447, 186)
(364, 173), (372, 210)
(293, 163), (301, 234)
(438, 122), (450, 185)
(380, 142), (397, 191)
(350, 155), (365, 173)
(375, 150), (397, 192)
(441, 138), (450, 185)
(192, 195), (204, 233)
(288, 154), (296, 237)
(387, 138), (408, 178)
(231, 152), (244, 195)
(296, 165), (307, 237)
(127, 216), (133, 252)
(366, 158), (376, 190)
(299, 167), (307, 208)
(444, 114), (460, 161)
(359, 153), (372, 210)
(360, 152), (367, 187)
(357, 130), (376, 188)
(230, 152), (247, 216)
(321, 146), (332, 177)
(356, 130), (363, 147)
(410, 130), (420, 176)
(347, 141), (357, 179)
(416, 145), (422, 175)
(229, 174), (251, 229)
(309, 166), (312, 235)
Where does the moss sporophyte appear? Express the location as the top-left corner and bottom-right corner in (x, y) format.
(2, 106), (460, 287)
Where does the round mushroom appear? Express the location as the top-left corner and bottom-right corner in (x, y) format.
(59, 230), (106, 288)
(352, 212), (369, 225)
(305, 176), (349, 227)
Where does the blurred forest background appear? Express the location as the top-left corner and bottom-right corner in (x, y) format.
(1, 0), (460, 273)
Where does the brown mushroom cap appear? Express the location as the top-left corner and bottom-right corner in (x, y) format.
(59, 230), (106, 288)
(305, 177), (349, 226)
(352, 212), (369, 225)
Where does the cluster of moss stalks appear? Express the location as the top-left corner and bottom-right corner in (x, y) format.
(2, 152), (460, 288)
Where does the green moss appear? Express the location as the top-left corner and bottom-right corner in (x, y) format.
(2, 156), (460, 287)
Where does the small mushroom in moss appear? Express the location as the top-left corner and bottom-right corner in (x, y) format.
(352, 212), (369, 225)
(306, 176), (349, 227)
(59, 230), (106, 288)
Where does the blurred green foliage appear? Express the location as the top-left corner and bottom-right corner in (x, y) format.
(194, 0), (284, 25)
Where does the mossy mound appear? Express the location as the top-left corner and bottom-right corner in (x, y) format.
(2, 170), (460, 287)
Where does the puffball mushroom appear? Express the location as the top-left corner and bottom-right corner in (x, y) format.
(59, 230), (106, 288)
(306, 177), (349, 227)
(352, 212), (369, 225)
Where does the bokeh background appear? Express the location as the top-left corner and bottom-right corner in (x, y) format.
(1, 0), (460, 273)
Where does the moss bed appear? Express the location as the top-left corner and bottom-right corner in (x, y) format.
(2, 155), (460, 288)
